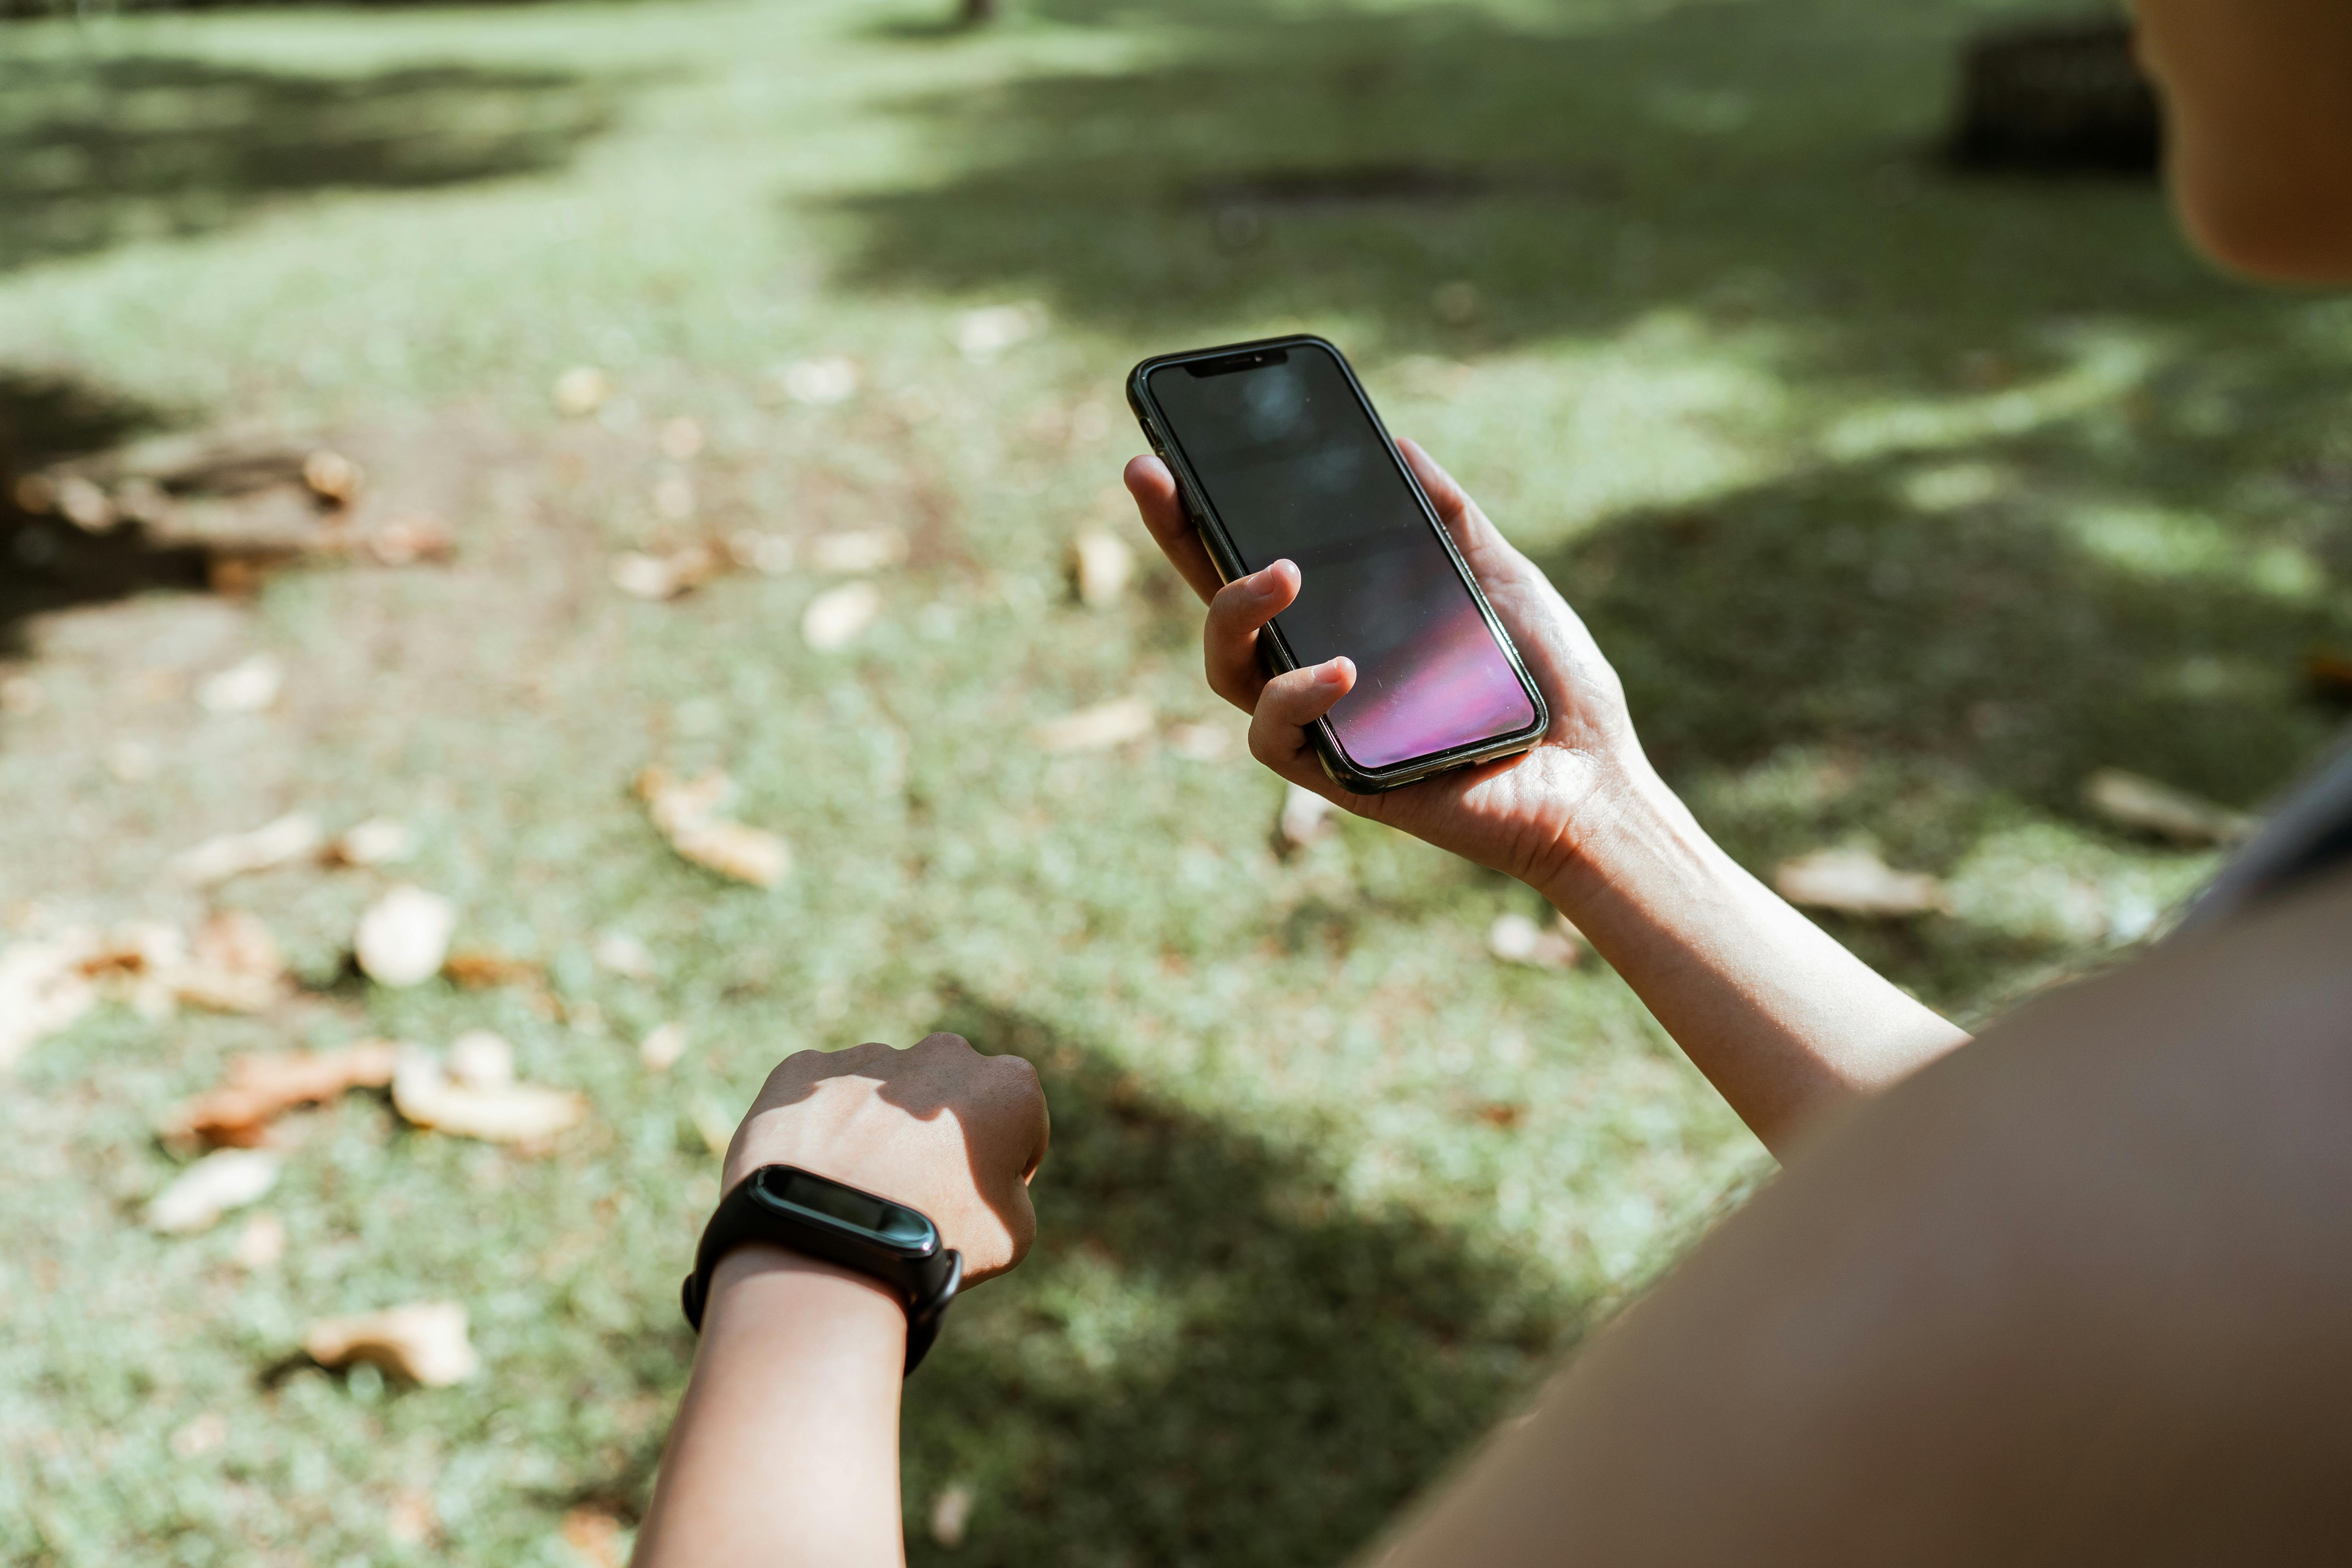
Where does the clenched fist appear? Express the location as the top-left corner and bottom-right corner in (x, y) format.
(721, 1032), (1050, 1285)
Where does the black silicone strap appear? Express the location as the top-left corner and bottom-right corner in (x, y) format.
(680, 1167), (963, 1375)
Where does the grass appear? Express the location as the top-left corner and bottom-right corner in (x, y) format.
(2, 0), (2349, 1561)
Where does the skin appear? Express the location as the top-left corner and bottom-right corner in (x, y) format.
(637, 3), (2352, 1560)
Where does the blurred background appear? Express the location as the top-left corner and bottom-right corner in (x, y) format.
(4, 0), (2349, 1561)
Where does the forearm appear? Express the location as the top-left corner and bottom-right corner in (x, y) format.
(634, 1246), (907, 1568)
(1542, 759), (1970, 1156)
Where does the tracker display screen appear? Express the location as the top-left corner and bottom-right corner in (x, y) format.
(770, 1171), (933, 1248)
(1147, 345), (1536, 770)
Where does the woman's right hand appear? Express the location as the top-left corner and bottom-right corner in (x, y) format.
(1124, 436), (1660, 897)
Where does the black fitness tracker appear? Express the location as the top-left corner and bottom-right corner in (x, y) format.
(680, 1165), (963, 1374)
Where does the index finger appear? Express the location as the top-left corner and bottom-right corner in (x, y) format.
(1123, 454), (1224, 604)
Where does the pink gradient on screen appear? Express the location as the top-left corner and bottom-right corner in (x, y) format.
(1328, 597), (1537, 770)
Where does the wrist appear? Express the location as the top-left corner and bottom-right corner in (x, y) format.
(701, 1243), (909, 1366)
(1533, 747), (1696, 912)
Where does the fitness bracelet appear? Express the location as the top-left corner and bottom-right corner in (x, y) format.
(681, 1164), (963, 1375)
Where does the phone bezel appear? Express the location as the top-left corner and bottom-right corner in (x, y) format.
(1126, 334), (1550, 793)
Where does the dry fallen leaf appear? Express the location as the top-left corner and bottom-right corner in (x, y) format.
(593, 932), (656, 981)
(610, 544), (721, 602)
(328, 816), (414, 867)
(802, 582), (881, 650)
(639, 1021), (687, 1072)
(635, 767), (793, 887)
(1775, 848), (1949, 918)
(170, 1413), (228, 1460)
(956, 303), (1046, 360)
(774, 356), (860, 406)
(175, 812), (325, 886)
(806, 529), (908, 574)
(726, 530), (794, 575)
(233, 1212), (286, 1269)
(159, 1041), (403, 1149)
(560, 1506), (626, 1568)
(197, 655), (283, 715)
(2082, 768), (2252, 846)
(366, 513), (453, 567)
(0, 935), (100, 1070)
(304, 1301), (480, 1387)
(1276, 784), (1337, 853)
(56, 475), (116, 533)
(442, 951), (544, 991)
(1487, 911), (1582, 970)
(145, 1148), (281, 1234)
(388, 1488), (439, 1548)
(301, 450), (362, 506)
(1032, 696), (1154, 754)
(356, 885), (458, 988)
(171, 909), (288, 1014)
(392, 1045), (584, 1144)
(931, 1483), (977, 1549)
(552, 366), (610, 417)
(1069, 530), (1135, 609)
(447, 1029), (516, 1090)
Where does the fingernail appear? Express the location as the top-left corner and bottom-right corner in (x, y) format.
(1316, 659), (1348, 686)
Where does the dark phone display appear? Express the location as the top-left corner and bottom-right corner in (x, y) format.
(1147, 346), (1536, 770)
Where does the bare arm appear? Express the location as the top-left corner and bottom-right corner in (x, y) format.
(1367, 868), (2352, 1565)
(632, 1033), (1050, 1568)
(1125, 443), (1966, 1154)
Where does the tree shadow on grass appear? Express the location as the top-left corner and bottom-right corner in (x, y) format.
(0, 52), (615, 274)
(588, 997), (1591, 1567)
(0, 370), (214, 661)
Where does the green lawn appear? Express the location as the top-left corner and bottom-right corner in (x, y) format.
(3, 0), (2348, 1562)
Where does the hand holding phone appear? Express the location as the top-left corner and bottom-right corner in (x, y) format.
(1125, 426), (1652, 896)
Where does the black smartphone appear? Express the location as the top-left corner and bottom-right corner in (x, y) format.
(1127, 335), (1548, 792)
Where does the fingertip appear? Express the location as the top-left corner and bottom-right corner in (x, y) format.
(1123, 453), (1172, 498)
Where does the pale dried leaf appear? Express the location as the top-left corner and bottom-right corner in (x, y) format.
(1032, 696), (1154, 754)
(806, 529), (907, 574)
(303, 1301), (480, 1387)
(1069, 530), (1135, 608)
(1775, 849), (1948, 918)
(653, 475), (696, 520)
(170, 1413), (228, 1459)
(356, 885), (458, 987)
(726, 530), (794, 575)
(955, 303), (1046, 360)
(392, 1047), (584, 1144)
(2082, 768), (2252, 846)
(1276, 784), (1336, 852)
(159, 1041), (403, 1149)
(301, 450), (362, 505)
(593, 932), (657, 981)
(639, 1021), (687, 1072)
(232, 1213), (286, 1269)
(636, 765), (736, 832)
(0, 935), (100, 1070)
(146, 1149), (281, 1234)
(446, 1030), (515, 1089)
(611, 545), (720, 602)
(176, 907), (286, 1018)
(802, 581), (881, 651)
(930, 1483), (977, 1549)
(690, 1099), (736, 1158)
(388, 1488), (438, 1548)
(175, 812), (325, 886)
(552, 366), (610, 417)
(57, 475), (116, 533)
(673, 817), (791, 887)
(366, 514), (453, 567)
(330, 816), (414, 867)
(774, 356), (861, 406)
(1486, 912), (1581, 970)
(197, 655), (283, 715)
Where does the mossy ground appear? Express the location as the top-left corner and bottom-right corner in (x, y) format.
(3, 0), (2348, 1561)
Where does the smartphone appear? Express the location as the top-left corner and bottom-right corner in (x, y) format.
(1127, 335), (1548, 792)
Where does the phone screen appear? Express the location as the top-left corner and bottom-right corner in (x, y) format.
(1147, 344), (1537, 771)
